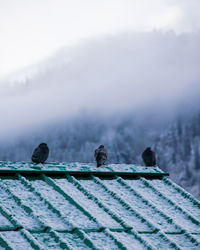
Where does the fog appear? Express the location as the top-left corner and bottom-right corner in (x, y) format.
(1, 1), (200, 198)
(1, 30), (200, 198)
(1, 0), (200, 77)
(0, 31), (200, 140)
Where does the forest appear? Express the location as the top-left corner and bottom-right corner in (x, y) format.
(0, 110), (199, 199)
(0, 31), (200, 199)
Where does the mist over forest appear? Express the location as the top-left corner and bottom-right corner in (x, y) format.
(1, 31), (200, 199)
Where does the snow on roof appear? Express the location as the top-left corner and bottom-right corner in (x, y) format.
(0, 162), (199, 249)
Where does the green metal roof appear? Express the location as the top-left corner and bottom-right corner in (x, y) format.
(0, 162), (199, 249)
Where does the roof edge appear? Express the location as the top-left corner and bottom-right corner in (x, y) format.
(0, 169), (169, 178)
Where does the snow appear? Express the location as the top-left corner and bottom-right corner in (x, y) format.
(140, 232), (176, 249)
(0, 162), (198, 249)
(150, 178), (200, 221)
(126, 178), (200, 233)
(0, 161), (162, 173)
(191, 234), (200, 243)
(87, 231), (119, 250)
(0, 212), (15, 230)
(32, 232), (63, 249)
(59, 232), (91, 249)
(111, 231), (147, 250)
(79, 178), (152, 231)
(30, 178), (97, 229)
(1, 179), (69, 231)
(1, 231), (33, 250)
(101, 178), (181, 232)
(166, 233), (199, 250)
(108, 164), (162, 173)
(54, 178), (121, 229)
(0, 182), (41, 230)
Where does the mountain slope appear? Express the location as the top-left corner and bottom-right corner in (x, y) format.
(155, 113), (200, 199)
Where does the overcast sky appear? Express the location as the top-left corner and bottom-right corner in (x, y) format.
(0, 0), (200, 78)
(0, 0), (199, 139)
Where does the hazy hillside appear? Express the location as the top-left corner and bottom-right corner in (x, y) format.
(155, 113), (200, 199)
(0, 31), (200, 199)
(0, 110), (199, 199)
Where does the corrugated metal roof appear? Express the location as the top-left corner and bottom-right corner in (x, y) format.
(0, 162), (199, 249)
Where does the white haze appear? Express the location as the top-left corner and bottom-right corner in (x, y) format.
(1, 0), (200, 77)
(0, 31), (200, 139)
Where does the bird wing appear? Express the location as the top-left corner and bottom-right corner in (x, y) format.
(94, 149), (98, 158)
(41, 147), (49, 162)
(32, 147), (41, 161)
(96, 149), (107, 161)
(103, 148), (108, 160)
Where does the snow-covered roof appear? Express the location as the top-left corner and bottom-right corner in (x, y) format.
(0, 162), (199, 249)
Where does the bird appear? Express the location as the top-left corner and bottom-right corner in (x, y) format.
(142, 147), (156, 166)
(94, 145), (108, 167)
(31, 143), (49, 164)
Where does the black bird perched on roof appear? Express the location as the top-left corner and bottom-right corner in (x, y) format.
(31, 143), (49, 164)
(142, 147), (156, 166)
(94, 145), (108, 167)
